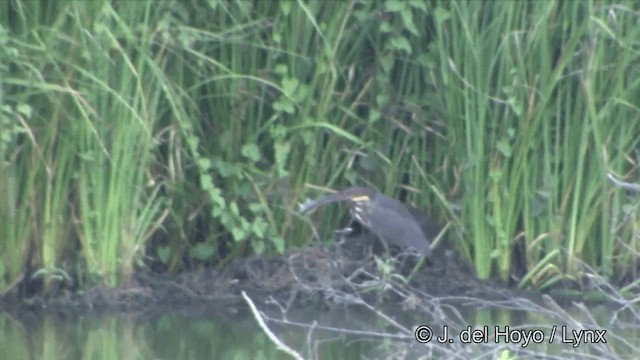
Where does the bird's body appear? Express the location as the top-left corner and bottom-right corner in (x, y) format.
(300, 186), (435, 257)
(361, 192), (432, 256)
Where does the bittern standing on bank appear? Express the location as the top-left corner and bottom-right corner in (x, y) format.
(299, 186), (435, 257)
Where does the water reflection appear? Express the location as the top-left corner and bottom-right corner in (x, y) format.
(1, 299), (638, 359)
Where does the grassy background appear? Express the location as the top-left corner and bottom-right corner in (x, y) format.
(1, 0), (638, 295)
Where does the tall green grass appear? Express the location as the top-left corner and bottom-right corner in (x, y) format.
(428, 1), (640, 287)
(0, 0), (638, 294)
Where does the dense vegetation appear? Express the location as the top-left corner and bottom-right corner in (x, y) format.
(1, 0), (638, 295)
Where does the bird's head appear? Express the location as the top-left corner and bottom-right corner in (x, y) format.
(298, 186), (375, 214)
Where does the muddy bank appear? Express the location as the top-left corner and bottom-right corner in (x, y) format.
(0, 231), (547, 316)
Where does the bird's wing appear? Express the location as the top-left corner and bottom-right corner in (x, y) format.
(369, 206), (431, 256)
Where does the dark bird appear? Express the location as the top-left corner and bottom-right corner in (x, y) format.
(299, 186), (437, 257)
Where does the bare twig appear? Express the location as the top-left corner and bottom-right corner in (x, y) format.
(607, 173), (640, 192)
(242, 291), (304, 360)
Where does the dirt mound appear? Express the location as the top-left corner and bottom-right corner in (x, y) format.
(0, 231), (528, 315)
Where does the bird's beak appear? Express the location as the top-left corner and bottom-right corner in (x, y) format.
(298, 192), (344, 214)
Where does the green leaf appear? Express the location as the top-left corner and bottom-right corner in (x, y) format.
(369, 109), (381, 123)
(415, 52), (433, 67)
(295, 118), (365, 146)
(388, 35), (412, 54)
(380, 52), (394, 73)
(190, 243), (216, 261)
(16, 103), (32, 118)
(198, 158), (212, 171)
(231, 226), (246, 242)
(408, 0), (427, 12)
(281, 77), (299, 98)
(274, 64), (288, 76)
(380, 21), (393, 33)
(270, 124), (287, 139)
(508, 96), (523, 117)
(497, 139), (512, 157)
(252, 239), (265, 254)
(241, 218), (251, 232)
(384, 0), (406, 12)
(252, 217), (267, 238)
(434, 7), (451, 25)
(292, 83), (309, 102)
(241, 143), (261, 162)
(279, 1), (291, 15)
(273, 97), (295, 114)
(187, 136), (199, 149)
(400, 9), (418, 36)
(157, 246), (172, 264)
(229, 201), (240, 216)
(489, 168), (502, 181)
(274, 141), (291, 177)
(201, 174), (213, 191)
(376, 93), (390, 108)
(271, 235), (285, 253)
(249, 202), (264, 213)
(215, 160), (241, 178)
(272, 32), (281, 44)
(207, 183), (226, 209)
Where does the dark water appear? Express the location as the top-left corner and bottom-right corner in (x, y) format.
(1, 299), (638, 359)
